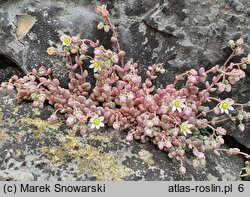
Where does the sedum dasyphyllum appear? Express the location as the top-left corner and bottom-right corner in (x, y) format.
(1, 5), (250, 177)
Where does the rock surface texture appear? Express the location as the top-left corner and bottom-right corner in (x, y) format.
(0, 0), (249, 180)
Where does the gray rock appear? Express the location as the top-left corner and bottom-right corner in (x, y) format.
(225, 0), (245, 13)
(0, 54), (24, 83)
(207, 5), (220, 21)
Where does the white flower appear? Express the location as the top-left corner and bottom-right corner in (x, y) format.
(60, 35), (71, 46)
(219, 98), (234, 114)
(89, 60), (102, 72)
(171, 96), (186, 112)
(89, 114), (104, 129)
(180, 121), (193, 136)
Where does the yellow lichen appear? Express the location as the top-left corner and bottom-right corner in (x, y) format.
(0, 111), (6, 124)
(138, 149), (155, 165)
(0, 129), (11, 147)
(12, 105), (22, 115)
(87, 134), (111, 143)
(21, 117), (60, 132)
(14, 130), (28, 143)
(41, 130), (133, 180)
(78, 145), (133, 180)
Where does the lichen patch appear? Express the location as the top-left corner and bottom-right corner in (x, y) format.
(0, 129), (11, 147)
(138, 149), (155, 165)
(20, 117), (60, 131)
(41, 130), (133, 180)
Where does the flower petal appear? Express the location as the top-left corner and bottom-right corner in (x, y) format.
(228, 99), (234, 105)
(186, 130), (192, 134)
(181, 103), (186, 108)
(228, 106), (234, 111)
(99, 116), (104, 121)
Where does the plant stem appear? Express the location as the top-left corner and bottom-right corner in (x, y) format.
(104, 17), (124, 67)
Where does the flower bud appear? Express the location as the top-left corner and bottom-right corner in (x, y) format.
(97, 22), (104, 29)
(111, 55), (119, 63)
(236, 38), (244, 46)
(238, 124), (245, 132)
(235, 47), (244, 55)
(179, 166), (186, 175)
(104, 25), (110, 32)
(111, 36), (118, 43)
(81, 44), (88, 53)
(237, 113), (244, 121)
(158, 141), (164, 150)
(216, 127), (227, 135)
(47, 47), (56, 55)
(228, 40), (235, 48)
(241, 63), (247, 69)
(213, 107), (220, 115)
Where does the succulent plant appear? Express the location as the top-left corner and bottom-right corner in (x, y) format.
(1, 5), (250, 176)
